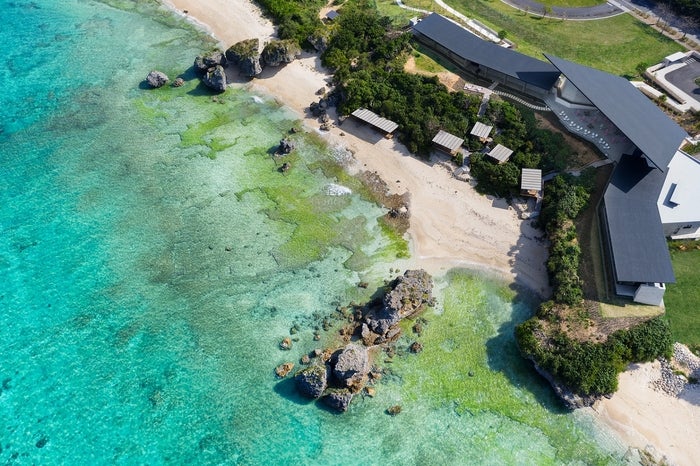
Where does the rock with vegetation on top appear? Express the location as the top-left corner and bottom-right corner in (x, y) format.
(145, 70), (169, 88)
(322, 388), (354, 412)
(295, 364), (329, 399)
(194, 51), (226, 75)
(225, 39), (263, 77)
(262, 39), (301, 67)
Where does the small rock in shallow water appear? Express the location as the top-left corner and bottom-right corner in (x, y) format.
(386, 405), (402, 416)
(409, 341), (423, 353)
(275, 362), (295, 378)
(35, 436), (48, 448)
(280, 337), (292, 350)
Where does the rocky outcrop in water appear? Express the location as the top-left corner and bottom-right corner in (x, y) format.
(285, 269), (434, 413)
(146, 70), (169, 88)
(364, 269), (434, 342)
(295, 364), (329, 398)
(202, 65), (227, 92)
(322, 388), (354, 412)
(193, 51), (227, 92)
(225, 39), (263, 77)
(277, 138), (295, 155)
(262, 39), (301, 67)
(332, 344), (370, 391)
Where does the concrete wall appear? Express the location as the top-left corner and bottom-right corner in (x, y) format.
(633, 283), (666, 306)
(664, 221), (700, 239)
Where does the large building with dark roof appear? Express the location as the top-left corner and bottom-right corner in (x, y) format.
(412, 13), (560, 97)
(411, 13), (700, 306)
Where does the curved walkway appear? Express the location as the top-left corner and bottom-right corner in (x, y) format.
(499, 0), (626, 20)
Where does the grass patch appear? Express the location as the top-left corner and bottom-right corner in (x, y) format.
(398, 0), (682, 76)
(665, 244), (700, 352)
(599, 301), (664, 318)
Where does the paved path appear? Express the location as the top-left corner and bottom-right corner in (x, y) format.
(499, 0), (625, 20)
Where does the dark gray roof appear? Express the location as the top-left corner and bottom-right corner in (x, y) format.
(545, 54), (688, 172)
(603, 155), (675, 284)
(413, 14), (560, 90)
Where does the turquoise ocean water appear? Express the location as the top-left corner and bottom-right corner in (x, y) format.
(0, 0), (633, 464)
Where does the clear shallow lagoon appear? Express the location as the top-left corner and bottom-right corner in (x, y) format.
(0, 0), (630, 463)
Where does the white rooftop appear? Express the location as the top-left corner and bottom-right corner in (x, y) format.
(521, 168), (542, 192)
(470, 121), (493, 139)
(351, 108), (398, 133)
(658, 151), (700, 224)
(432, 130), (464, 151)
(487, 144), (513, 164)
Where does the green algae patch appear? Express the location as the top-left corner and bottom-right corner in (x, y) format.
(395, 270), (616, 464)
(180, 113), (235, 153)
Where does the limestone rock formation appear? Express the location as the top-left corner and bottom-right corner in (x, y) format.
(202, 65), (227, 92)
(277, 138), (295, 155)
(322, 388), (354, 412)
(226, 39), (263, 77)
(332, 344), (370, 391)
(194, 51), (226, 75)
(146, 70), (169, 88)
(275, 362), (294, 378)
(262, 39), (301, 67)
(295, 364), (329, 399)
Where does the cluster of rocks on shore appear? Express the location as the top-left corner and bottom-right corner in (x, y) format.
(275, 269), (435, 413)
(190, 38), (301, 92)
(144, 36), (306, 93)
(651, 343), (700, 397)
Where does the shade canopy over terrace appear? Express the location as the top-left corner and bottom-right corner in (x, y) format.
(521, 168), (542, 194)
(432, 129), (464, 153)
(487, 144), (513, 164)
(470, 122), (493, 140)
(351, 108), (398, 134)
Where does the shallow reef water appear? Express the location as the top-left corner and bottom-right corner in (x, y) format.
(0, 0), (630, 463)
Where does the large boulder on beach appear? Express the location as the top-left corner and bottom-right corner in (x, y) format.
(145, 70), (169, 88)
(202, 65), (227, 92)
(262, 39), (301, 67)
(322, 388), (354, 412)
(194, 51), (226, 75)
(295, 364), (329, 399)
(332, 343), (370, 390)
(226, 39), (263, 77)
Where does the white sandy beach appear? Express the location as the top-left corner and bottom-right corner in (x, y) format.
(162, 0), (699, 463)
